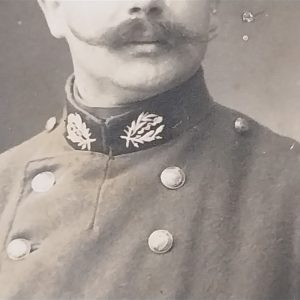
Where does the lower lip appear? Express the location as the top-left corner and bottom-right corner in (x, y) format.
(122, 42), (169, 57)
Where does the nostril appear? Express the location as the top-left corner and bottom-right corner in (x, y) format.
(129, 6), (142, 14)
(148, 6), (162, 16)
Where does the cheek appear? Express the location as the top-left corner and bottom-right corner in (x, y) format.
(62, 2), (125, 38)
(167, 0), (211, 33)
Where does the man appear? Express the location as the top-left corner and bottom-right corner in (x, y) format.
(0, 0), (299, 299)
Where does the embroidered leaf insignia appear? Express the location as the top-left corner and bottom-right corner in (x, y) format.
(66, 113), (96, 151)
(120, 112), (165, 148)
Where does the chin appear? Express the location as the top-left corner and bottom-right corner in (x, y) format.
(112, 58), (200, 95)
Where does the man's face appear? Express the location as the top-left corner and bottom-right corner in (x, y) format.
(42, 0), (212, 94)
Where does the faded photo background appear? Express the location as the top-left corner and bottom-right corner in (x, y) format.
(0, 0), (299, 154)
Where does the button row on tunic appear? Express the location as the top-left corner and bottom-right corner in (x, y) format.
(7, 230), (174, 260)
(31, 166), (186, 193)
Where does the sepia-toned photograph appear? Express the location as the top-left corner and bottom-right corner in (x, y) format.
(0, 0), (299, 299)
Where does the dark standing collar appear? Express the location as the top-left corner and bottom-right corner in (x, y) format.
(64, 68), (213, 156)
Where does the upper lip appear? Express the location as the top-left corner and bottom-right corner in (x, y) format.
(111, 19), (172, 48)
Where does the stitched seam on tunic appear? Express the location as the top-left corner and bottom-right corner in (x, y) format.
(88, 156), (112, 230)
(0, 160), (32, 255)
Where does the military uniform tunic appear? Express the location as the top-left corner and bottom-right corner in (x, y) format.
(0, 69), (300, 299)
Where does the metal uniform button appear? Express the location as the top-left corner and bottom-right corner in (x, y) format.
(234, 117), (250, 134)
(148, 230), (173, 254)
(7, 239), (32, 260)
(160, 167), (186, 190)
(45, 116), (57, 132)
(31, 171), (56, 193)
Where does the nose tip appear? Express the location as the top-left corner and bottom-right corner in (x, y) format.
(128, 0), (164, 17)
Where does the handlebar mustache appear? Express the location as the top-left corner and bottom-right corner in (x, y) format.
(73, 18), (211, 49)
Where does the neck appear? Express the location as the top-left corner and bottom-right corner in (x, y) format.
(74, 68), (163, 108)
(64, 67), (212, 155)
